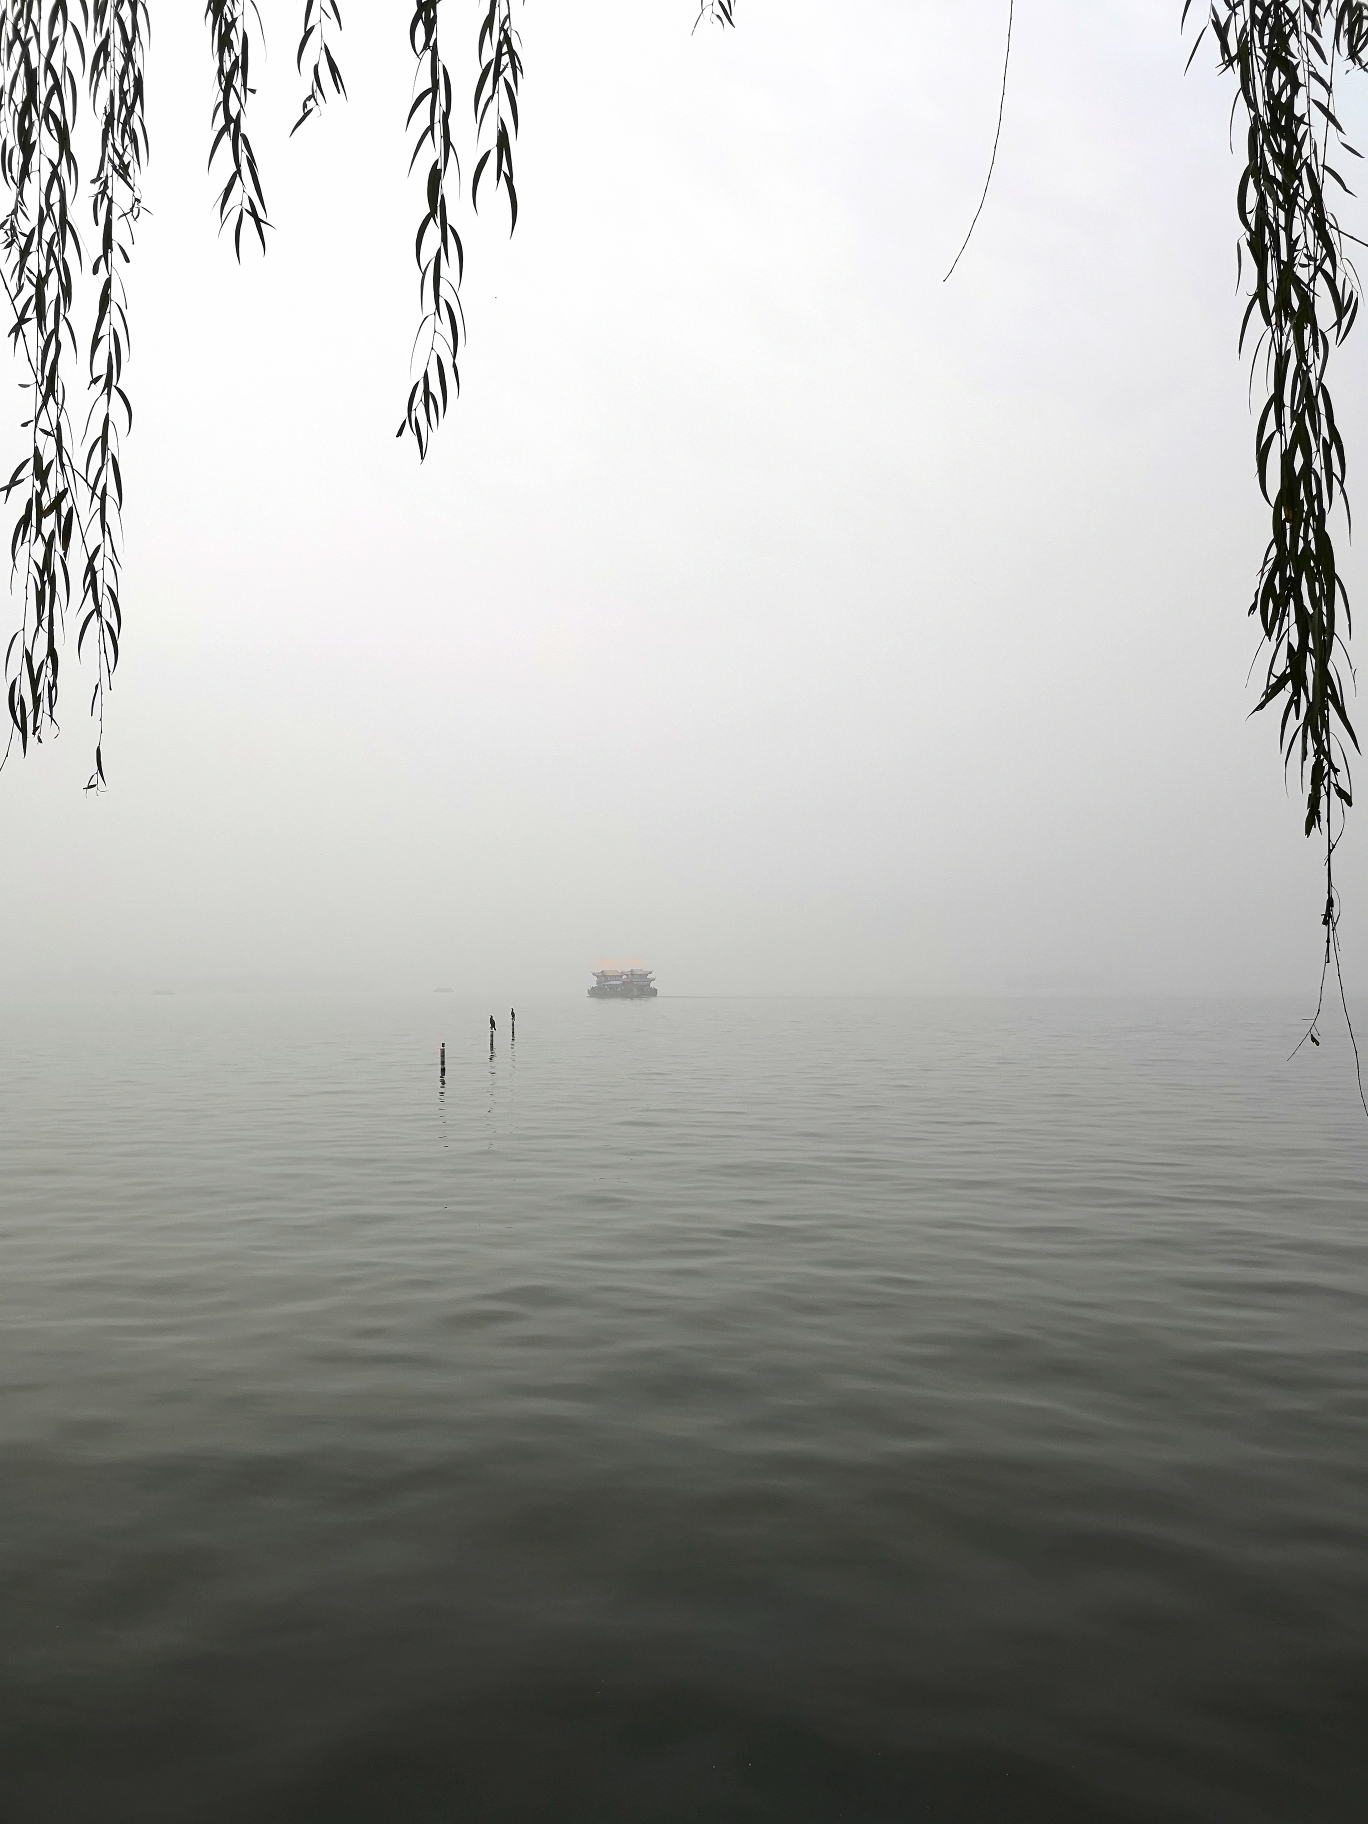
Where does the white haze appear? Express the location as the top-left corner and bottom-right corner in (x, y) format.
(2, 0), (1364, 999)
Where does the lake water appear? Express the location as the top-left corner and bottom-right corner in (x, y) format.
(2, 993), (1366, 1821)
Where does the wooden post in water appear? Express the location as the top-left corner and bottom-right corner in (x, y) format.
(440, 1041), (446, 1084)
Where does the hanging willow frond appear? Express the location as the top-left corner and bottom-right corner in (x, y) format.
(0, 3), (731, 775)
(293, 0), (344, 138)
(399, 0), (463, 458)
(473, 0), (522, 230)
(205, 0), (267, 257)
(0, 0), (86, 761)
(1189, 2), (1368, 838)
(81, 0), (146, 791)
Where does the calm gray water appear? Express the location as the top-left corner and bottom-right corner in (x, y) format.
(2, 993), (1366, 1821)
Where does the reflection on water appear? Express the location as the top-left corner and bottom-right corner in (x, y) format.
(1, 993), (1366, 1822)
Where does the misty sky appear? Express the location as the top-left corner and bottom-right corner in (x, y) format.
(4, 0), (1365, 998)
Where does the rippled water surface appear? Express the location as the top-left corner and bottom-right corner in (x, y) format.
(2, 993), (1366, 1821)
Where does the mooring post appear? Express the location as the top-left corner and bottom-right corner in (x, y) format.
(440, 1041), (446, 1083)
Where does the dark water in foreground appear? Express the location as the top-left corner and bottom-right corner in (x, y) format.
(2, 993), (1366, 1821)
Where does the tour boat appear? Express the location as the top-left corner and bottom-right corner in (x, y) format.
(588, 965), (658, 999)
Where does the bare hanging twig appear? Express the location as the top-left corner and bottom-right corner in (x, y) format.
(1288, 786), (1368, 1114)
(945, 0), (1015, 282)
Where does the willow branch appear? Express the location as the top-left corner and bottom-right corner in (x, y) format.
(205, 0), (267, 257)
(293, 0), (345, 137)
(399, 0), (463, 458)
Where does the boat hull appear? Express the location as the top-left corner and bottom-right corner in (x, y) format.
(588, 984), (658, 999)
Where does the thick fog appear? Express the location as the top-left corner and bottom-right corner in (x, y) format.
(2, 0), (1363, 998)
